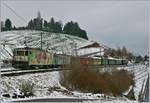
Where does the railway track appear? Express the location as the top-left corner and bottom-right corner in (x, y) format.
(1, 64), (148, 77)
(1, 68), (71, 76)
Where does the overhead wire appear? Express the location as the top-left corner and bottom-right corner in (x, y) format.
(2, 2), (28, 24)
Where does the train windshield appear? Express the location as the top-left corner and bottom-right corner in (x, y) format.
(25, 51), (28, 56)
(17, 51), (25, 56)
(13, 50), (25, 56)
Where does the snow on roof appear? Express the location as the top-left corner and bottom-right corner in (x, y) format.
(78, 42), (104, 49)
(77, 47), (104, 57)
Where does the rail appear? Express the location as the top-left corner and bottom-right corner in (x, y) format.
(1, 68), (71, 76)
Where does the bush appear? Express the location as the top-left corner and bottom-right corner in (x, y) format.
(60, 58), (134, 96)
(19, 80), (35, 97)
(107, 70), (134, 96)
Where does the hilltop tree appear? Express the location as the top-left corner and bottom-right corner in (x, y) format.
(122, 46), (127, 58)
(144, 55), (149, 61)
(43, 20), (48, 28)
(45, 18), (62, 33)
(116, 47), (122, 58)
(27, 20), (34, 29)
(5, 19), (12, 30)
(21, 12), (88, 39)
(104, 46), (135, 61)
(63, 21), (88, 40)
(27, 11), (43, 30)
(55, 21), (62, 33)
(48, 17), (55, 32)
(35, 11), (43, 30)
(135, 55), (143, 63)
(1, 21), (5, 31)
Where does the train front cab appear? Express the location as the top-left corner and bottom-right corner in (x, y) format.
(12, 48), (29, 69)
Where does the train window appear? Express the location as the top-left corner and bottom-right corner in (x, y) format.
(17, 51), (24, 56)
(29, 51), (32, 54)
(25, 51), (28, 56)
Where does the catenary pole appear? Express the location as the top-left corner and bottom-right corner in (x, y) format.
(0, 0), (2, 102)
(41, 32), (42, 50)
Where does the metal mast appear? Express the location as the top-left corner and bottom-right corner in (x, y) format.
(41, 32), (43, 50)
(0, 0), (2, 101)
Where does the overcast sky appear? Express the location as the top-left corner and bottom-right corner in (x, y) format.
(1, 1), (149, 56)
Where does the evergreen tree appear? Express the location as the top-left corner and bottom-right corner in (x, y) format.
(43, 20), (49, 31)
(26, 13), (88, 39)
(1, 21), (5, 31)
(27, 12), (43, 30)
(13, 26), (16, 30)
(43, 20), (48, 28)
(27, 19), (34, 29)
(36, 11), (43, 30)
(48, 17), (55, 32)
(55, 21), (62, 33)
(1, 21), (4, 28)
(5, 19), (12, 30)
(135, 55), (143, 63)
(144, 55), (149, 61)
(122, 46), (127, 58)
(116, 47), (122, 58)
(63, 21), (88, 40)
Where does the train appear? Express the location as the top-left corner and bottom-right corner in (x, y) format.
(12, 47), (128, 69)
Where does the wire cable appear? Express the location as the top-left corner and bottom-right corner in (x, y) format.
(3, 3), (28, 24)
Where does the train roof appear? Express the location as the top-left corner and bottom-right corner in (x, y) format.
(13, 47), (42, 51)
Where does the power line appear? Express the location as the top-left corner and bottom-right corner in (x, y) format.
(3, 3), (28, 24)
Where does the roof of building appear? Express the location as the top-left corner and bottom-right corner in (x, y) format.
(78, 42), (103, 49)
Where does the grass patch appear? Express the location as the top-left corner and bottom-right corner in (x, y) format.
(19, 80), (35, 97)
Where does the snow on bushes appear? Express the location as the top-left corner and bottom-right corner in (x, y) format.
(19, 81), (35, 97)
(60, 62), (134, 97)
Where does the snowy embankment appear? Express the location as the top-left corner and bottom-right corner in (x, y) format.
(1, 64), (149, 102)
(118, 64), (149, 100)
(1, 71), (109, 102)
(1, 71), (105, 100)
(1, 71), (60, 98)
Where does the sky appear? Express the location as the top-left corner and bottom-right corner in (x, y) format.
(1, 1), (149, 56)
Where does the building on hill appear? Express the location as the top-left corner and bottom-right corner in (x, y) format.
(77, 41), (109, 58)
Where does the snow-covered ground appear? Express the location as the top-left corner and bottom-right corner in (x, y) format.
(1, 71), (60, 97)
(118, 64), (149, 100)
(84, 100), (138, 103)
(1, 64), (149, 102)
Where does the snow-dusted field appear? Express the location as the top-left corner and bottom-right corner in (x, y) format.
(120, 64), (149, 100)
(1, 71), (60, 97)
(1, 64), (149, 102)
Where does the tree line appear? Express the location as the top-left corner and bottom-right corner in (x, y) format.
(1, 12), (88, 40)
(104, 46), (134, 60)
(104, 46), (149, 63)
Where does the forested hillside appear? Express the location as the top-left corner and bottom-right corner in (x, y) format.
(1, 12), (88, 40)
